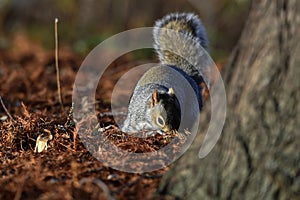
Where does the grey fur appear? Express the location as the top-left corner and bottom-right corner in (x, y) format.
(122, 13), (210, 133)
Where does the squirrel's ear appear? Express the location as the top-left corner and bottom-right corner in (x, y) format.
(151, 89), (160, 107)
(168, 87), (175, 96)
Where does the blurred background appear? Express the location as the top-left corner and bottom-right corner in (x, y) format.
(0, 0), (251, 61)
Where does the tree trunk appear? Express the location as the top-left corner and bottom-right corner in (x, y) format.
(158, 0), (300, 199)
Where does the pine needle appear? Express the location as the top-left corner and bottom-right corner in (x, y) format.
(0, 96), (16, 122)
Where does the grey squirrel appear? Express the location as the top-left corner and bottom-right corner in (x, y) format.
(122, 12), (211, 134)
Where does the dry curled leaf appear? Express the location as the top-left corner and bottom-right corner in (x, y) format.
(34, 129), (53, 153)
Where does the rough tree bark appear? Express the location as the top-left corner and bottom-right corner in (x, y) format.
(158, 0), (300, 199)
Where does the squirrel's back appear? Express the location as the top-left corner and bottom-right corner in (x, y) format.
(153, 13), (212, 88)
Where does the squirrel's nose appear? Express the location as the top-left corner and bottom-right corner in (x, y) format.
(162, 125), (171, 133)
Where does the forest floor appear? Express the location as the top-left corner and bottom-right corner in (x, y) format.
(0, 35), (182, 200)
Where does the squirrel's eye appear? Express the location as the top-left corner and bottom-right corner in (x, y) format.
(157, 116), (165, 127)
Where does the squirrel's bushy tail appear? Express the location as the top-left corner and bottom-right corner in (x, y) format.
(153, 13), (211, 86)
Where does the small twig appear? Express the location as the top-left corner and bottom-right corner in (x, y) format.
(54, 18), (64, 112)
(73, 127), (77, 150)
(57, 141), (76, 152)
(0, 96), (16, 122)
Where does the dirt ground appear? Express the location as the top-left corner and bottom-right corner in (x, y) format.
(0, 35), (180, 200)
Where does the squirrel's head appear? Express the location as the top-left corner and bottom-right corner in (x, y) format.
(148, 88), (181, 132)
